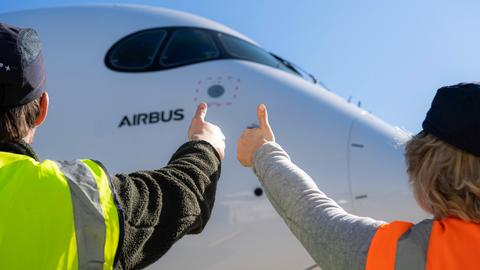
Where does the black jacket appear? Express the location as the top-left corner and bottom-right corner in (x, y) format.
(0, 140), (221, 270)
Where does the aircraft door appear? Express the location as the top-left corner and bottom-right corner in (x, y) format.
(348, 119), (427, 222)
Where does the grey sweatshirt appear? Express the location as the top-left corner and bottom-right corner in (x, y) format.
(253, 142), (384, 270)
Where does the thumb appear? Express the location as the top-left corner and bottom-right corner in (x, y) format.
(257, 104), (274, 140)
(194, 102), (208, 122)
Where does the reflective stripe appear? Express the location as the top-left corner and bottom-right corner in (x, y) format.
(82, 159), (121, 270)
(394, 219), (433, 270)
(366, 221), (414, 270)
(0, 153), (118, 269)
(369, 218), (480, 269)
(367, 219), (434, 270)
(56, 160), (106, 270)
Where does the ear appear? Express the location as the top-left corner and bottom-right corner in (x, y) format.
(34, 92), (49, 127)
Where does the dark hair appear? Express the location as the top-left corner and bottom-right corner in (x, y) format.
(0, 98), (41, 141)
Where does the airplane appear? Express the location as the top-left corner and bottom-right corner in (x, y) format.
(0, 4), (428, 270)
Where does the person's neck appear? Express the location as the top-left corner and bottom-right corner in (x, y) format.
(0, 139), (39, 161)
(23, 128), (36, 145)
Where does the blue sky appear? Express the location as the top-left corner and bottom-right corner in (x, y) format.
(1, 0), (479, 132)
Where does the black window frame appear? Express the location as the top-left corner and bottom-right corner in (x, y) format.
(105, 27), (315, 84)
(105, 27), (228, 73)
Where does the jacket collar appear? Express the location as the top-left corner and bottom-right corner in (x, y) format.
(0, 140), (39, 161)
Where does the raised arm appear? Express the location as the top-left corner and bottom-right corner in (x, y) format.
(253, 141), (383, 269)
(238, 104), (383, 270)
(111, 103), (225, 270)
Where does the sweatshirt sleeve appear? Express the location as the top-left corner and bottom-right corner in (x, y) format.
(252, 142), (384, 270)
(110, 140), (221, 270)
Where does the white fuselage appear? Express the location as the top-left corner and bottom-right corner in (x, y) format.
(0, 5), (428, 269)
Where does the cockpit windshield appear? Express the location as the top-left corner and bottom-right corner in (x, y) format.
(105, 27), (319, 85)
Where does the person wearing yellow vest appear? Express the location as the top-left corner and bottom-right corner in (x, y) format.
(237, 83), (480, 270)
(0, 23), (225, 269)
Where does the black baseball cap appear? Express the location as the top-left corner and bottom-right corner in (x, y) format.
(422, 82), (480, 157)
(0, 23), (45, 108)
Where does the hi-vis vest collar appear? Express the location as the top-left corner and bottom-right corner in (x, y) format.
(0, 151), (121, 269)
(366, 217), (480, 270)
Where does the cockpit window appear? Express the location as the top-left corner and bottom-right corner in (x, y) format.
(109, 30), (166, 70)
(160, 29), (219, 67)
(217, 33), (295, 75)
(272, 54), (318, 84)
(106, 27), (316, 84)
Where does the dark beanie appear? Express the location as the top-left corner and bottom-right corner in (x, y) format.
(422, 83), (480, 156)
(0, 23), (45, 108)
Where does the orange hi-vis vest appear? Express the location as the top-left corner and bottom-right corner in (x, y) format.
(366, 217), (480, 270)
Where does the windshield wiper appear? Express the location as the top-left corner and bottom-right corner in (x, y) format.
(270, 53), (300, 74)
(271, 53), (318, 84)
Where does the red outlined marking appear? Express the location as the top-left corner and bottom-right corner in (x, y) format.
(195, 76), (241, 107)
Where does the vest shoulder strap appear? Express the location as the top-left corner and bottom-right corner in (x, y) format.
(366, 221), (414, 270)
(394, 219), (433, 270)
(55, 159), (120, 270)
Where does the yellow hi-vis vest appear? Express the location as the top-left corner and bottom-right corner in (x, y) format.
(0, 151), (121, 270)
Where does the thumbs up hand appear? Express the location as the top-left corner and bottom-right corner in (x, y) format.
(188, 102), (226, 159)
(237, 104), (276, 167)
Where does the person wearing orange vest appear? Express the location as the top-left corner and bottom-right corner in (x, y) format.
(0, 23), (226, 269)
(237, 83), (480, 269)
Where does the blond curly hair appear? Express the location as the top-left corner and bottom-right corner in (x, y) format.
(405, 132), (480, 222)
